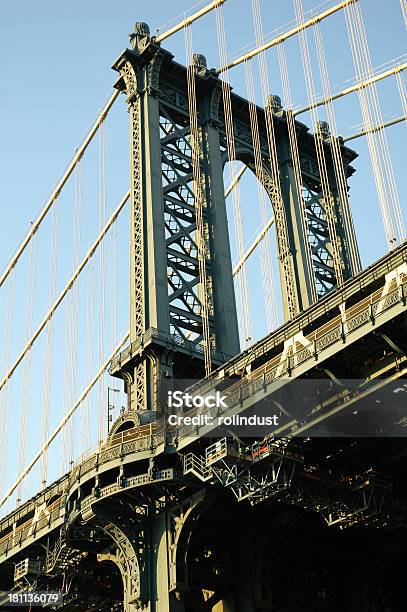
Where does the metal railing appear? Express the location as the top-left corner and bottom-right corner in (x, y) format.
(1, 263), (405, 558)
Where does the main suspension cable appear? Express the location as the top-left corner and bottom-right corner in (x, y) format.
(294, 62), (407, 116)
(216, 0), (357, 74)
(0, 192), (130, 395)
(156, 0), (227, 42)
(343, 115), (407, 141)
(0, 334), (130, 510)
(0, 91), (119, 290)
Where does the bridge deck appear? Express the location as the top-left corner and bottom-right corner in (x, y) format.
(0, 241), (405, 564)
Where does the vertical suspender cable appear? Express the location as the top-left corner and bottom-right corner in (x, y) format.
(111, 205), (118, 351)
(243, 58), (278, 330)
(400, 0), (407, 29)
(250, 0), (302, 317)
(249, 0), (282, 322)
(358, 6), (405, 242)
(345, 2), (405, 247)
(84, 260), (95, 453)
(277, 42), (318, 301)
(185, 24), (212, 376)
(40, 197), (60, 488)
(351, 3), (405, 243)
(98, 122), (106, 443)
(345, 3), (394, 247)
(293, 0), (345, 287)
(0, 269), (16, 498)
(215, 4), (253, 346)
(61, 305), (70, 473)
(17, 237), (37, 504)
(70, 160), (82, 466)
(252, 0), (316, 306)
(313, 23), (362, 274)
(62, 162), (82, 473)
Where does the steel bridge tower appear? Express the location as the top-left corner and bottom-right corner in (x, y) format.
(110, 22), (360, 421)
(6, 22), (407, 612)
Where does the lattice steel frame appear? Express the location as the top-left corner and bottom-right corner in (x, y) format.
(112, 23), (360, 410)
(159, 103), (214, 344)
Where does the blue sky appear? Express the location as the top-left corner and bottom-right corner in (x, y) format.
(0, 0), (405, 513)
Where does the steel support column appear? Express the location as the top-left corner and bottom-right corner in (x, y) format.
(112, 24), (240, 413)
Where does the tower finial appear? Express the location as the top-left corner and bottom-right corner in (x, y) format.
(129, 22), (151, 52)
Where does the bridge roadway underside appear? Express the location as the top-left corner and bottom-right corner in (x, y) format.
(0, 242), (406, 611)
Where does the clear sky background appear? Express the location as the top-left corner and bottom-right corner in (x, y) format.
(0, 0), (405, 514)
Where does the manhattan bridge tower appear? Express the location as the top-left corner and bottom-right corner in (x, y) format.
(109, 21), (360, 423)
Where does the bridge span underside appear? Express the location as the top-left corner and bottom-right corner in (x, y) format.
(0, 241), (406, 611)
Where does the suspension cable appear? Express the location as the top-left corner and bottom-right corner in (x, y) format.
(294, 62), (407, 116)
(98, 123), (107, 442)
(351, 3), (405, 243)
(277, 41), (318, 303)
(16, 236), (37, 505)
(0, 91), (119, 290)
(39, 195), (60, 489)
(244, 57), (278, 330)
(83, 260), (95, 455)
(343, 114), (407, 141)
(62, 161), (83, 473)
(0, 334), (130, 510)
(0, 192), (130, 395)
(345, 1), (405, 247)
(0, 269), (16, 496)
(233, 217), (274, 277)
(185, 26), (213, 375)
(250, 0), (304, 319)
(313, 22), (361, 274)
(155, 0), (226, 42)
(345, 3), (394, 247)
(216, 3), (253, 346)
(216, 0), (357, 74)
(294, 0), (345, 288)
